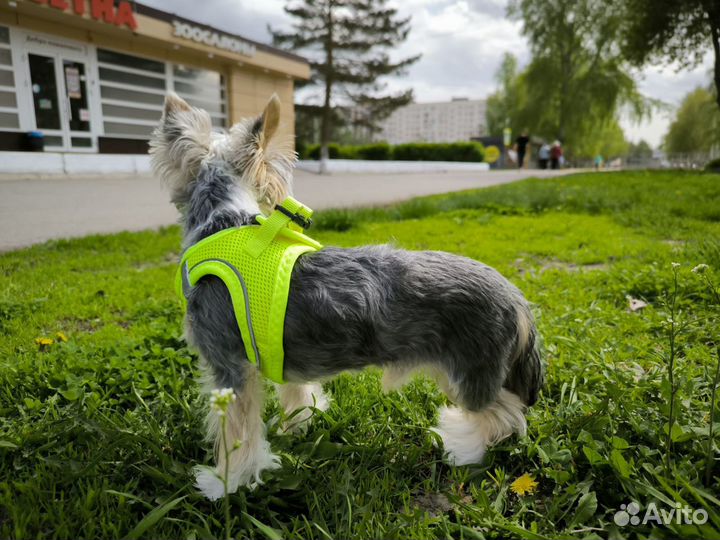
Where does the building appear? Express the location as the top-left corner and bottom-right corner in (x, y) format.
(0, 0), (309, 153)
(374, 98), (486, 144)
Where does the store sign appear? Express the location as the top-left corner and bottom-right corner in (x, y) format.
(172, 21), (256, 57)
(30, 0), (138, 31)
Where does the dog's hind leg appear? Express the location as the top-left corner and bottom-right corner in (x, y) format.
(432, 389), (527, 465)
(276, 382), (330, 433)
(194, 361), (281, 499)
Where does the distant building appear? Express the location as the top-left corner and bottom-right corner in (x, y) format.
(367, 98), (487, 144)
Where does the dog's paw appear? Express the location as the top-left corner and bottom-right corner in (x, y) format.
(431, 406), (488, 466)
(194, 465), (226, 500)
(280, 383), (330, 433)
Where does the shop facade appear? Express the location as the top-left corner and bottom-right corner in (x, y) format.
(0, 0), (309, 153)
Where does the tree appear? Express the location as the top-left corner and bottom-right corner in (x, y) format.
(627, 139), (654, 159)
(485, 53), (522, 136)
(508, 0), (647, 155)
(573, 118), (629, 159)
(664, 87), (720, 154)
(271, 0), (419, 171)
(620, 0), (720, 111)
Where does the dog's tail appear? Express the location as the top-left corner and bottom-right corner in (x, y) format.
(503, 304), (544, 406)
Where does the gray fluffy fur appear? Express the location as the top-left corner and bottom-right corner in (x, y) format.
(184, 163), (543, 411)
(151, 94), (544, 494)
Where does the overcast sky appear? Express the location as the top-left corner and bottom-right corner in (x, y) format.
(143, 0), (715, 147)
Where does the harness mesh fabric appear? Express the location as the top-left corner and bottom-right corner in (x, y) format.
(176, 198), (322, 383)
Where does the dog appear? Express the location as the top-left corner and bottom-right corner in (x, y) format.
(150, 93), (544, 500)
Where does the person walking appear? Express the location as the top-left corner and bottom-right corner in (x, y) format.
(515, 130), (530, 169)
(550, 140), (563, 170)
(538, 142), (550, 169)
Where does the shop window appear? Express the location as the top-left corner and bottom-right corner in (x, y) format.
(0, 111), (19, 129)
(98, 48), (166, 139)
(99, 85), (164, 106)
(103, 121), (154, 137)
(0, 67), (14, 87)
(172, 65), (227, 128)
(0, 25), (20, 131)
(97, 49), (164, 74)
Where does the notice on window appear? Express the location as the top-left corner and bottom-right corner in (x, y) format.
(65, 67), (81, 99)
(79, 108), (90, 122)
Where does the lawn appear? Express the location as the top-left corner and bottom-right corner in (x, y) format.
(1, 170), (719, 539)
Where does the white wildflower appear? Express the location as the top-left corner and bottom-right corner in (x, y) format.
(692, 263), (709, 275)
(209, 387), (236, 416)
(671, 262), (681, 270)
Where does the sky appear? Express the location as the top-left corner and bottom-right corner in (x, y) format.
(142, 0), (715, 147)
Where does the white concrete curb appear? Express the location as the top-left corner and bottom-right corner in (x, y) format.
(0, 151), (152, 175)
(296, 159), (490, 174)
(0, 152), (490, 176)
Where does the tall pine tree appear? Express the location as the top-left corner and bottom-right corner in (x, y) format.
(271, 0), (419, 171)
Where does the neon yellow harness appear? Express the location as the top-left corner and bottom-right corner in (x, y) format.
(176, 197), (323, 383)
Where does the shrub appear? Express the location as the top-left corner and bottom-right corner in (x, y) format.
(356, 143), (391, 160)
(392, 141), (485, 162)
(300, 141), (484, 162)
(705, 157), (720, 172)
(312, 209), (359, 231)
(305, 143), (341, 160)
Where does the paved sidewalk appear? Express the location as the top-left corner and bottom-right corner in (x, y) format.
(0, 168), (576, 252)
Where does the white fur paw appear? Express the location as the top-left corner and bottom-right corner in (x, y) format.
(279, 383), (330, 433)
(431, 406), (488, 466)
(231, 441), (282, 488)
(194, 466), (227, 500)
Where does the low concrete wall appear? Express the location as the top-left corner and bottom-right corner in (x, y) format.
(0, 152), (490, 176)
(296, 159), (490, 174)
(0, 152), (151, 175)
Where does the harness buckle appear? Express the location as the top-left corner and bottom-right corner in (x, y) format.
(274, 204), (313, 230)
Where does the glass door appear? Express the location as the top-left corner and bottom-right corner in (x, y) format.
(62, 59), (92, 149)
(28, 53), (64, 149)
(28, 53), (95, 151)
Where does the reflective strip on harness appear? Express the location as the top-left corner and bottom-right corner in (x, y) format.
(176, 197), (322, 384)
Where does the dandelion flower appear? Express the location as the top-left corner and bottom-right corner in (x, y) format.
(510, 473), (538, 496)
(55, 331), (68, 342)
(692, 264), (709, 275)
(35, 337), (54, 347)
(209, 388), (237, 416)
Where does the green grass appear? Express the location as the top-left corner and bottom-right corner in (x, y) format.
(1, 170), (719, 539)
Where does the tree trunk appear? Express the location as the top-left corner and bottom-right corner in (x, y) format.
(711, 19), (720, 112)
(319, 3), (333, 175)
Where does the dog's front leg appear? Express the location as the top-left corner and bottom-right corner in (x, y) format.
(195, 365), (281, 499)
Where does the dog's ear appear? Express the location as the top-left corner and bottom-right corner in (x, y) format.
(150, 93), (213, 206)
(255, 93), (281, 150)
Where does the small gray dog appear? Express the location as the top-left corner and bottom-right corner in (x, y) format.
(150, 93), (543, 500)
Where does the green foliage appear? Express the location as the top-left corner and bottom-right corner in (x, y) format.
(392, 142), (485, 162)
(355, 142), (392, 160)
(303, 141), (485, 162)
(485, 53), (522, 136)
(628, 139), (654, 159)
(2, 172), (720, 539)
(706, 158), (720, 172)
(506, 0), (649, 158)
(665, 87), (720, 154)
(620, 0), (720, 112)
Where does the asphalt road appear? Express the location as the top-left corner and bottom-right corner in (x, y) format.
(0, 168), (576, 252)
